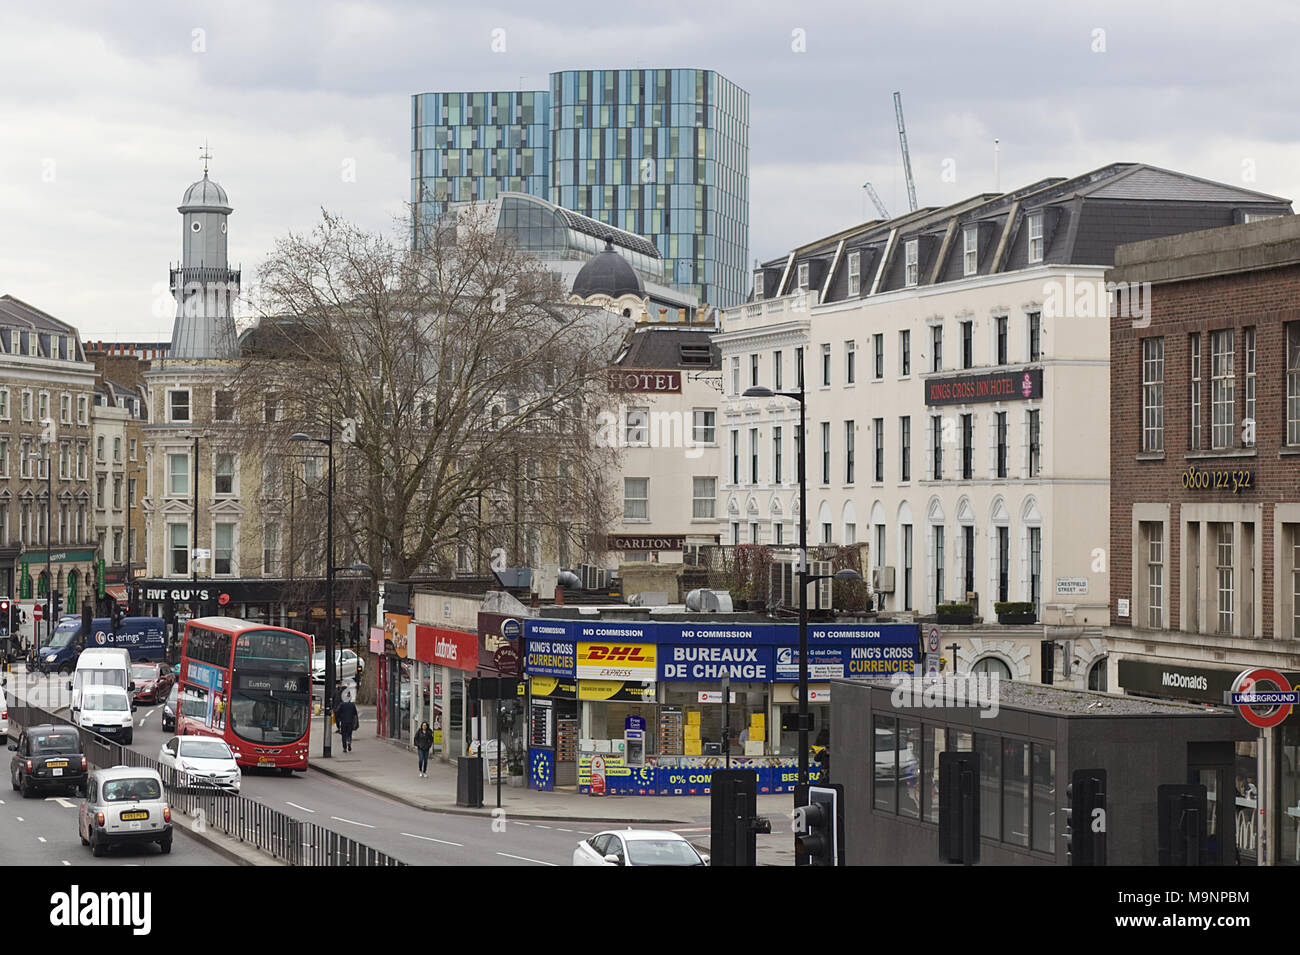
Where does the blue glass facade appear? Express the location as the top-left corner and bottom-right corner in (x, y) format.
(410, 68), (749, 308)
(410, 90), (550, 238)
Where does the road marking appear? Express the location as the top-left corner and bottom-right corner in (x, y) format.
(330, 815), (375, 829)
(38, 836), (46, 843)
(535, 824), (552, 829)
(556, 828), (573, 833)
(15, 816), (22, 822)
(62, 860), (70, 866)
(46, 797), (76, 809)
(286, 801), (316, 814)
(401, 832), (464, 847)
(513, 821), (531, 826)
(497, 852), (557, 866)
(578, 831), (595, 835)
(145, 709), (155, 720)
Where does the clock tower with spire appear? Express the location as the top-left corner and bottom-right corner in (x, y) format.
(169, 146), (240, 359)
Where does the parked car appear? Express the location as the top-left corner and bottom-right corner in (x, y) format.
(161, 683), (178, 733)
(0, 681), (8, 742)
(312, 648), (363, 684)
(79, 766), (172, 857)
(130, 662), (175, 705)
(573, 829), (709, 866)
(9, 723), (87, 797)
(157, 735), (241, 792)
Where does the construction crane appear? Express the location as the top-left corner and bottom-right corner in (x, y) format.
(893, 91), (918, 212)
(862, 182), (889, 219)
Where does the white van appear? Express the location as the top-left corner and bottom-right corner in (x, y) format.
(70, 648), (133, 728)
(76, 686), (134, 744)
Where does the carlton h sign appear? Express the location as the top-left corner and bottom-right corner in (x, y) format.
(926, 368), (1042, 406)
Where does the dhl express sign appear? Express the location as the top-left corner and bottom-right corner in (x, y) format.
(577, 642), (657, 680)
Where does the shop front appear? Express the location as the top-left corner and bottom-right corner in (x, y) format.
(1118, 656), (1300, 865)
(412, 622), (476, 761)
(472, 613), (525, 774)
(378, 610), (412, 742)
(522, 616), (919, 795)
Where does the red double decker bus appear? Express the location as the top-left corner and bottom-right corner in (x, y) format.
(177, 617), (312, 772)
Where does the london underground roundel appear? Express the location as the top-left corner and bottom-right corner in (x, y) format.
(1231, 668), (1298, 728)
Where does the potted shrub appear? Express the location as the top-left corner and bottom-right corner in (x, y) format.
(507, 745), (527, 787)
(937, 602), (975, 625)
(995, 601), (1038, 625)
(731, 580), (754, 611)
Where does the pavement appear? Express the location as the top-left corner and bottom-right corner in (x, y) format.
(312, 704), (795, 825)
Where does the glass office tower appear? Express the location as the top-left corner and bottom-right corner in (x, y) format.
(411, 68), (749, 308)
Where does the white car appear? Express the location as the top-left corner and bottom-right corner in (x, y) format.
(158, 735), (241, 793)
(573, 829), (709, 866)
(0, 682), (8, 740)
(312, 649), (363, 684)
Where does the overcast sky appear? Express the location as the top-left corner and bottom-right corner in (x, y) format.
(2, 0), (1297, 340)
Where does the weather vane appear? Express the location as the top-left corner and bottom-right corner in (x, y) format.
(199, 140), (211, 176)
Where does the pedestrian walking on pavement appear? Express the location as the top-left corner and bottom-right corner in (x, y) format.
(414, 720), (434, 776)
(335, 697), (359, 753)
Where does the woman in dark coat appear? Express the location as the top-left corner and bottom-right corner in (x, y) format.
(414, 721), (434, 776)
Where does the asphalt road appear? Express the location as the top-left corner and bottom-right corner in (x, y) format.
(7, 665), (790, 865)
(0, 783), (232, 866)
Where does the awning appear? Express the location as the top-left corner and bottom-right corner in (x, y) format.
(105, 584), (128, 603)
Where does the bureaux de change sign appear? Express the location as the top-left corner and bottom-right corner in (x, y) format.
(523, 619), (918, 682)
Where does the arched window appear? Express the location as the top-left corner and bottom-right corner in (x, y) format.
(972, 656), (1012, 681)
(1088, 658), (1108, 692)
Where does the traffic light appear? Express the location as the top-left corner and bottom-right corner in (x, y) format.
(793, 784), (841, 866)
(1065, 768), (1107, 866)
(1157, 784), (1207, 866)
(0, 599), (9, 634)
(112, 602), (125, 633)
(938, 751), (981, 864)
(51, 590), (61, 619)
(711, 769), (771, 866)
(1040, 640), (1056, 686)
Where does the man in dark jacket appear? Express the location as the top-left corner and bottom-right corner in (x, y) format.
(335, 696), (359, 752)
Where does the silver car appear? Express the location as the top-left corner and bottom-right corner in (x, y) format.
(78, 766), (173, 857)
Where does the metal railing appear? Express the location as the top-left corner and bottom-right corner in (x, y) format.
(7, 704), (405, 867)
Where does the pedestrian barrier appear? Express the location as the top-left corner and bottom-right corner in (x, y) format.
(7, 703), (405, 866)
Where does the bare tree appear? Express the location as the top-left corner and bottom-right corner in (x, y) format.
(236, 206), (623, 581)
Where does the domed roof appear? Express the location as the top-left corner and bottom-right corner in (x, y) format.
(179, 173), (231, 212)
(572, 236), (644, 300)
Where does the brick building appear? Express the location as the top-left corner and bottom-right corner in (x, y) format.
(1107, 213), (1300, 865)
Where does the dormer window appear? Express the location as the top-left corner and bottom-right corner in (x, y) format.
(1028, 213), (1044, 263)
(905, 239), (919, 287)
(753, 271), (765, 302)
(797, 263), (810, 291)
(848, 251), (861, 296)
(169, 390), (191, 423)
(963, 226), (978, 276)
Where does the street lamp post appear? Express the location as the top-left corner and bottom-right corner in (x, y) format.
(742, 382), (861, 786)
(28, 433), (53, 651)
(291, 424), (335, 758)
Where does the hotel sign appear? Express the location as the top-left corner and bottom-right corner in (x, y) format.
(925, 368), (1042, 406)
(610, 534), (686, 550)
(609, 370), (682, 393)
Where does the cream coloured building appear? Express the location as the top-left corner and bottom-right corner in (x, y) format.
(716, 163), (1289, 683)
